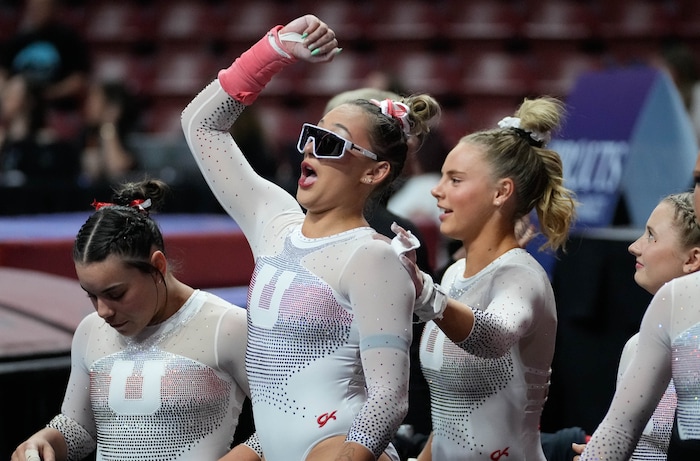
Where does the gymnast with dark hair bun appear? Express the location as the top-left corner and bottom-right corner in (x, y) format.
(11, 178), (249, 461)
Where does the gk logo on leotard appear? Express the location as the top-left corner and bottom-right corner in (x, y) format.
(490, 447), (509, 460)
(317, 411), (337, 428)
(108, 360), (167, 415)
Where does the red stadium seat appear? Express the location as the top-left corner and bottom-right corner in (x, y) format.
(369, 0), (446, 41)
(532, 50), (605, 97)
(155, 0), (224, 43)
(0, 4), (17, 42)
(461, 50), (534, 98)
(254, 101), (310, 152)
(84, 2), (154, 46)
(296, 1), (372, 41)
(599, 0), (675, 39)
(445, 1), (523, 41)
(143, 99), (188, 136)
(151, 48), (219, 98)
(91, 51), (155, 94)
(223, 2), (289, 44)
(523, 0), (598, 41)
(462, 95), (524, 133)
(300, 51), (374, 97)
(391, 52), (462, 95)
(676, 0), (700, 38)
(438, 107), (470, 147)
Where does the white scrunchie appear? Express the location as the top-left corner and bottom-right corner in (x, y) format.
(370, 98), (412, 135)
(497, 116), (550, 146)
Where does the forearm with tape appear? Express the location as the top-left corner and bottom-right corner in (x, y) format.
(218, 26), (300, 104)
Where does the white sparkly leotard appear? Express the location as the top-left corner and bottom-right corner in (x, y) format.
(182, 80), (414, 461)
(580, 271), (700, 461)
(617, 333), (676, 460)
(47, 290), (249, 461)
(420, 248), (556, 461)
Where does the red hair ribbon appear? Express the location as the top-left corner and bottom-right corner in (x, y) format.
(370, 98), (411, 135)
(91, 198), (151, 212)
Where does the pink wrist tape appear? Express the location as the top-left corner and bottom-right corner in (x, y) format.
(218, 25), (298, 105)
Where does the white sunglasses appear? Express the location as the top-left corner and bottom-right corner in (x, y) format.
(297, 123), (378, 160)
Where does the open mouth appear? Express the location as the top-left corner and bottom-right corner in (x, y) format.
(299, 161), (318, 188)
(438, 206), (452, 220)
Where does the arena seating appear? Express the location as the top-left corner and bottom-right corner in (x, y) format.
(14, 0), (688, 146)
(2, 0), (699, 454)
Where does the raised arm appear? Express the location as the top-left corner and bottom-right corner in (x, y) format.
(181, 16), (340, 247)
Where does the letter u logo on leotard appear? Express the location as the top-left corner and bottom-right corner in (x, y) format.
(420, 323), (445, 371)
(108, 360), (167, 415)
(248, 266), (296, 328)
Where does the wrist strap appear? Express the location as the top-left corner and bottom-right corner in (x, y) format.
(415, 271), (434, 307)
(415, 272), (447, 322)
(218, 25), (298, 105)
(430, 283), (448, 320)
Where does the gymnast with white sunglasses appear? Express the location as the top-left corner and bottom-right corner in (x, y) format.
(181, 14), (441, 461)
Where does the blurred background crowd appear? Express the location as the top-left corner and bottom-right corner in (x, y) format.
(4, 1), (700, 458)
(2, 0), (700, 215)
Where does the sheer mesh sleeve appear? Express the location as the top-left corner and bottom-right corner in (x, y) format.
(580, 281), (674, 460)
(215, 301), (249, 399)
(181, 80), (302, 256)
(340, 239), (415, 457)
(456, 264), (545, 359)
(50, 315), (99, 459)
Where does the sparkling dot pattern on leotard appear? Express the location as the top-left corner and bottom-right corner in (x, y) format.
(672, 323), (700, 440)
(245, 232), (406, 459)
(48, 414), (96, 461)
(246, 236), (354, 411)
(422, 320), (512, 456)
(89, 350), (232, 460)
(185, 83), (411, 460)
(420, 249), (556, 459)
(580, 273), (700, 460)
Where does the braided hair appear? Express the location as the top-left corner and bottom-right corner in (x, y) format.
(664, 192), (700, 249)
(73, 179), (169, 276)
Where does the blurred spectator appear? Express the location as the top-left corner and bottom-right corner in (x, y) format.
(0, 0), (91, 139)
(0, 73), (80, 188)
(660, 42), (698, 113)
(230, 107), (277, 182)
(387, 128), (449, 226)
(363, 69), (408, 97)
(79, 81), (141, 187)
(658, 41), (700, 143)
